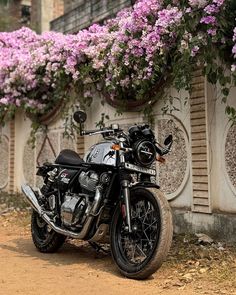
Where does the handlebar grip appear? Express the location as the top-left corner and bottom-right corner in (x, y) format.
(155, 145), (164, 156)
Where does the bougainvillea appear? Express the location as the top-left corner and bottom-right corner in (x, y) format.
(0, 0), (235, 127)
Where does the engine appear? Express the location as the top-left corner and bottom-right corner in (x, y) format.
(61, 193), (91, 229)
(60, 170), (99, 229)
(78, 170), (99, 193)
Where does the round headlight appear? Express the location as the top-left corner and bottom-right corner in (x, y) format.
(134, 140), (156, 167)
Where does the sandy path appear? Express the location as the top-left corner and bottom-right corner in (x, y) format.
(0, 215), (234, 295)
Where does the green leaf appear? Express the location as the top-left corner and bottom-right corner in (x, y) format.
(222, 97), (227, 103)
(207, 72), (217, 84)
(225, 105), (231, 115)
(222, 88), (230, 96)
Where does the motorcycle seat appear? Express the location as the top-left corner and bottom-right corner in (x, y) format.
(55, 149), (84, 166)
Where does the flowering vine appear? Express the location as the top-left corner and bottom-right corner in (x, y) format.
(0, 0), (235, 130)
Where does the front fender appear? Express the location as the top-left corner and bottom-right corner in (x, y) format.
(130, 182), (160, 191)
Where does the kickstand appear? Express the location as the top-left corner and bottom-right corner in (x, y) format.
(89, 242), (110, 254)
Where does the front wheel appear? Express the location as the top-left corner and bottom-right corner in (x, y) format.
(110, 187), (173, 280)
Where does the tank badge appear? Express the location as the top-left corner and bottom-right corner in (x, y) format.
(93, 149), (99, 158)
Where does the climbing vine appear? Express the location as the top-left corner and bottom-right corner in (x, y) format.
(0, 0), (235, 133)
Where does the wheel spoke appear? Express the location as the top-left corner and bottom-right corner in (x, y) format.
(143, 220), (158, 231)
(117, 195), (160, 265)
(139, 207), (154, 221)
(136, 244), (147, 259)
(143, 230), (152, 245)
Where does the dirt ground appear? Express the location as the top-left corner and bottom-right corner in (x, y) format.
(0, 211), (235, 295)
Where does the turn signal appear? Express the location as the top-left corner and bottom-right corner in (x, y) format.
(111, 144), (121, 151)
(156, 155), (166, 163)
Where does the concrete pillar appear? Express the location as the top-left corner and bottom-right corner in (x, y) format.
(8, 119), (15, 193)
(31, 0), (64, 33)
(190, 69), (211, 213)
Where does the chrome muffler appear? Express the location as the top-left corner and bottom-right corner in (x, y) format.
(21, 184), (102, 239)
(21, 184), (43, 215)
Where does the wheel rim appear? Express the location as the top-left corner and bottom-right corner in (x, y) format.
(117, 195), (161, 266)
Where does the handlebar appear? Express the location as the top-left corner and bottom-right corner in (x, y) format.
(155, 144), (171, 156)
(155, 145), (163, 156)
(81, 125), (122, 136)
(81, 124), (171, 156)
(82, 129), (101, 136)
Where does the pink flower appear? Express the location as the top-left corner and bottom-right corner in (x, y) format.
(191, 45), (200, 57)
(232, 44), (236, 57)
(0, 0), (234, 115)
(231, 64), (236, 72)
(200, 16), (216, 25)
(204, 4), (219, 14)
(0, 98), (9, 105)
(188, 0), (208, 8)
(207, 28), (217, 36)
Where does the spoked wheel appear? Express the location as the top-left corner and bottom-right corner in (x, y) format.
(118, 197), (160, 265)
(110, 188), (173, 280)
(31, 211), (66, 253)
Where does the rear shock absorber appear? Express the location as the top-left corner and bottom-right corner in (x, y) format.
(41, 168), (58, 195)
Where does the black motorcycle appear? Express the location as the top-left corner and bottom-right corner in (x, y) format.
(22, 110), (173, 279)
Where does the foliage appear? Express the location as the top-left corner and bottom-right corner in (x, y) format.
(0, 0), (235, 130)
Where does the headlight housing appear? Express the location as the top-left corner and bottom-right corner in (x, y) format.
(133, 140), (156, 167)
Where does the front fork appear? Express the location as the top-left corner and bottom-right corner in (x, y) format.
(121, 179), (132, 233)
(118, 141), (132, 233)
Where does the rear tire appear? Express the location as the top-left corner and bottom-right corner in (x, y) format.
(110, 187), (173, 280)
(31, 211), (66, 253)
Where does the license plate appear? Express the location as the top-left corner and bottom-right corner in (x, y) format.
(124, 163), (156, 176)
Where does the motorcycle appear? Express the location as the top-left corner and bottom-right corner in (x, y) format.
(22, 110), (173, 280)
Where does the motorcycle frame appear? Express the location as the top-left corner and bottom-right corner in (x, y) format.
(42, 143), (159, 237)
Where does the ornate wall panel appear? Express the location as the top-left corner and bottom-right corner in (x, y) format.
(108, 116), (189, 200)
(60, 133), (76, 151)
(155, 116), (189, 200)
(36, 132), (59, 187)
(36, 132), (58, 166)
(0, 135), (9, 189)
(225, 124), (236, 193)
(29, 131), (84, 188)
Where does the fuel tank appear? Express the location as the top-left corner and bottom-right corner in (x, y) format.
(84, 141), (117, 166)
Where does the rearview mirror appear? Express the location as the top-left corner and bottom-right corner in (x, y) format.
(73, 110), (87, 123)
(164, 135), (172, 146)
(164, 135), (173, 148)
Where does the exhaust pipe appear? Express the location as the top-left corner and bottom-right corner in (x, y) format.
(21, 184), (102, 239)
(21, 184), (43, 215)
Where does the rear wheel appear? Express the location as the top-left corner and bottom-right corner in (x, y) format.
(31, 211), (66, 253)
(110, 187), (173, 279)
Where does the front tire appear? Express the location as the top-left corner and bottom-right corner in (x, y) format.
(110, 187), (173, 280)
(31, 211), (66, 253)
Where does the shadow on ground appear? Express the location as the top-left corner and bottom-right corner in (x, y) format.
(0, 236), (125, 278)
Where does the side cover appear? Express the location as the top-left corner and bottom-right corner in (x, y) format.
(57, 169), (78, 191)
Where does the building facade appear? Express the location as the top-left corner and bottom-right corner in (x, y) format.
(51, 0), (132, 33)
(31, 0), (64, 33)
(0, 0), (31, 31)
